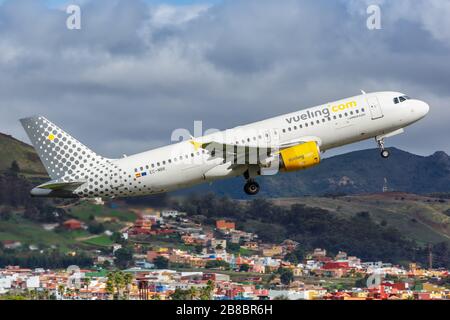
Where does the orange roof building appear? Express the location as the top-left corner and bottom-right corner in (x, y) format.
(63, 219), (82, 230)
(216, 220), (235, 230)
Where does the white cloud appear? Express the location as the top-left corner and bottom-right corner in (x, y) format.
(0, 0), (449, 158)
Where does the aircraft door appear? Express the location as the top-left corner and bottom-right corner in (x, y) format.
(367, 96), (384, 120)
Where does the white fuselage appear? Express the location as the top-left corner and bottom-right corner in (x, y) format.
(77, 91), (428, 198)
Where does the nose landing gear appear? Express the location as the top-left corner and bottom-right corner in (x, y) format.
(381, 149), (390, 159)
(376, 138), (390, 159)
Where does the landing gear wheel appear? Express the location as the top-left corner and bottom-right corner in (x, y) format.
(376, 138), (390, 159)
(381, 149), (390, 159)
(244, 180), (260, 196)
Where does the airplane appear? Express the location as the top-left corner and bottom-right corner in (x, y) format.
(20, 91), (429, 198)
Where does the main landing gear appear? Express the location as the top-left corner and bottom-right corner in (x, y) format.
(376, 137), (390, 159)
(243, 167), (260, 196)
(244, 180), (260, 196)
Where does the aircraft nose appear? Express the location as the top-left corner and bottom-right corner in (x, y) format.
(417, 100), (430, 117)
(411, 100), (430, 119)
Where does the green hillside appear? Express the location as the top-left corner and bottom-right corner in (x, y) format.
(0, 133), (47, 177)
(0, 202), (136, 251)
(269, 193), (450, 246)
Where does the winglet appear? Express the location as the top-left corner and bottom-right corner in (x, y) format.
(360, 89), (366, 95)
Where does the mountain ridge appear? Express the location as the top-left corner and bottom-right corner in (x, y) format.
(1, 132), (449, 198)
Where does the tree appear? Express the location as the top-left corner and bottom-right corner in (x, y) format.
(88, 222), (105, 234)
(83, 277), (91, 290)
(239, 264), (250, 272)
(227, 242), (240, 253)
(153, 256), (169, 269)
(106, 271), (130, 300)
(199, 280), (215, 300)
(57, 285), (65, 299)
(123, 273), (133, 299)
(10, 160), (20, 174)
(206, 260), (230, 270)
(279, 268), (294, 286)
(153, 293), (161, 300)
(188, 286), (198, 300)
(284, 252), (298, 264)
(170, 288), (189, 300)
(285, 247), (305, 264)
(113, 271), (125, 299)
(102, 260), (112, 270)
(106, 274), (115, 299)
(114, 247), (133, 269)
(111, 232), (126, 245)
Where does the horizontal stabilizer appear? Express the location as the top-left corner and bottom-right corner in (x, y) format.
(37, 180), (85, 191)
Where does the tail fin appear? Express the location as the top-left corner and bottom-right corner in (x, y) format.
(20, 116), (109, 181)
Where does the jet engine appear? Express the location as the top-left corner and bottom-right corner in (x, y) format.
(278, 141), (321, 172)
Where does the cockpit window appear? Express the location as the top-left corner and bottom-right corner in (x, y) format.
(394, 95), (411, 104)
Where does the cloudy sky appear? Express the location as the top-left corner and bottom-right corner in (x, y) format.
(0, 0), (449, 158)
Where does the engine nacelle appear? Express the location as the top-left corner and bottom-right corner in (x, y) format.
(279, 141), (321, 172)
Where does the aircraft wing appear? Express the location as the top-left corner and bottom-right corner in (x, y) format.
(192, 135), (321, 164)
